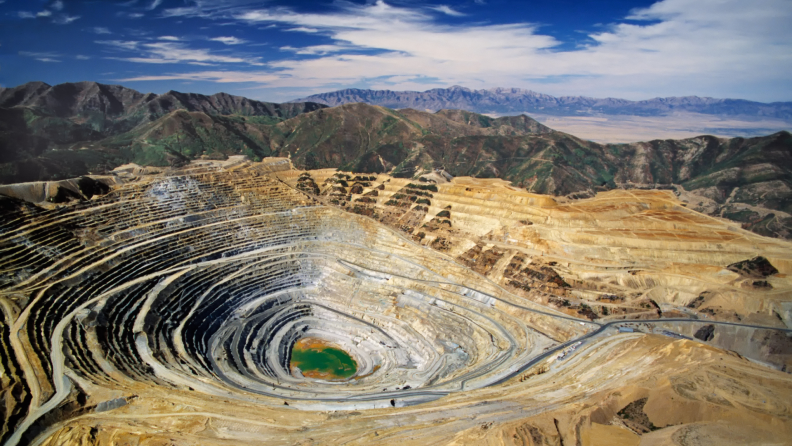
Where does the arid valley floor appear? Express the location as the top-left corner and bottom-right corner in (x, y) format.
(0, 156), (791, 446)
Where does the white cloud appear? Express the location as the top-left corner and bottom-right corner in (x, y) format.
(148, 0), (163, 11)
(161, 0), (255, 19)
(117, 12), (145, 19)
(161, 6), (200, 18)
(280, 44), (351, 55)
(142, 41), (261, 64)
(98, 39), (263, 65)
(119, 70), (280, 83)
(115, 0), (792, 102)
(20, 51), (61, 62)
(51, 1), (64, 11)
(237, 2), (428, 30)
(224, 0), (792, 101)
(92, 27), (111, 34)
(96, 40), (140, 51)
(430, 5), (465, 17)
(20, 6), (79, 24)
(54, 14), (80, 24)
(76, 55), (91, 60)
(285, 27), (319, 33)
(210, 36), (247, 45)
(158, 36), (181, 41)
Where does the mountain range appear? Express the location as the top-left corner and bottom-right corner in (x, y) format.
(1, 81), (790, 239)
(294, 86), (792, 119)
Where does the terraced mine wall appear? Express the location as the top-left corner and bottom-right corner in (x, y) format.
(1, 157), (792, 445)
(0, 158), (588, 445)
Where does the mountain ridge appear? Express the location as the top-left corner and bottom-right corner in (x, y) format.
(293, 85), (792, 119)
(0, 81), (327, 128)
(1, 81), (791, 240)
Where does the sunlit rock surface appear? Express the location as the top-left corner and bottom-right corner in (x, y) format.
(1, 157), (791, 445)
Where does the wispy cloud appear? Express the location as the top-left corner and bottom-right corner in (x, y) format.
(222, 0), (792, 100)
(117, 11), (145, 19)
(55, 14), (80, 24)
(20, 51), (61, 62)
(231, 0), (556, 89)
(161, 0), (259, 19)
(237, 2), (429, 30)
(96, 40), (141, 51)
(112, 0), (792, 102)
(120, 70), (280, 83)
(76, 55), (91, 60)
(210, 36), (247, 45)
(91, 27), (111, 34)
(98, 39), (263, 65)
(285, 27), (319, 33)
(280, 44), (351, 55)
(19, 3), (80, 24)
(158, 36), (181, 41)
(430, 5), (465, 17)
(147, 0), (163, 11)
(161, 6), (200, 18)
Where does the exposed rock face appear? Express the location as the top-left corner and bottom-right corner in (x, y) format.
(694, 325), (716, 341)
(293, 85), (792, 118)
(279, 168), (792, 332)
(727, 256), (780, 278)
(1, 157), (792, 445)
(228, 104), (792, 240)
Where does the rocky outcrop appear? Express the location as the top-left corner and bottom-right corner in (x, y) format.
(694, 324), (716, 341)
(727, 256), (780, 278)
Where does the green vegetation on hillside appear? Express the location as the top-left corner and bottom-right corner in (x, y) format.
(2, 82), (790, 239)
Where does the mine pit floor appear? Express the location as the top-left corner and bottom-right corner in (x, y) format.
(290, 338), (358, 380)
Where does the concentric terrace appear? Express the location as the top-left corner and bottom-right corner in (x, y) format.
(1, 158), (791, 446)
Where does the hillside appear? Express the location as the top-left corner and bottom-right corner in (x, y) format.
(254, 103), (791, 238)
(0, 81), (326, 181)
(294, 85), (792, 118)
(0, 81), (326, 124)
(1, 82), (790, 239)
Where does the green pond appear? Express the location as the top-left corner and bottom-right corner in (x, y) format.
(291, 344), (357, 380)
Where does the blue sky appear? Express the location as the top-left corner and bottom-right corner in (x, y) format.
(1, 0), (790, 102)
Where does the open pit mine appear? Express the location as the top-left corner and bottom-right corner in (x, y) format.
(1, 156), (792, 446)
